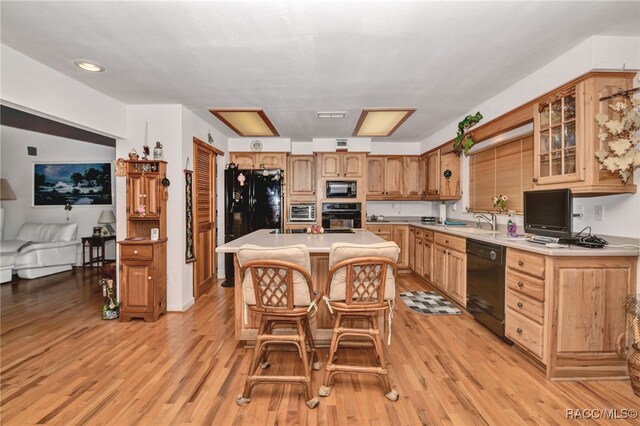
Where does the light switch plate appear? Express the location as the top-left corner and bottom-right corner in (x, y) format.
(594, 205), (604, 221)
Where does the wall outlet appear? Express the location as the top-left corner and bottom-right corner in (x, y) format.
(594, 205), (604, 221)
(574, 205), (584, 219)
(452, 202), (457, 212)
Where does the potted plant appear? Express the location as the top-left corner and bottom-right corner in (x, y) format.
(453, 112), (483, 156)
(624, 295), (640, 396)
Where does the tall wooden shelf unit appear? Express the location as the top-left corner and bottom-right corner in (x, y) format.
(119, 160), (168, 322)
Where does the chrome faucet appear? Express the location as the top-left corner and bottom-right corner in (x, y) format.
(473, 213), (497, 231)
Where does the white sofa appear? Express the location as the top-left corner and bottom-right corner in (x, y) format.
(0, 222), (81, 280)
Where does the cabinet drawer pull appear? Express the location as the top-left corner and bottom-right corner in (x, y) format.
(517, 281), (524, 288)
(518, 260), (524, 266)
(148, 276), (152, 280)
(517, 302), (523, 308)
(516, 328), (523, 334)
(532, 177), (538, 183)
(445, 240), (449, 244)
(133, 250), (138, 254)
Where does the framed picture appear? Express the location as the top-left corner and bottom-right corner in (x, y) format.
(33, 162), (113, 206)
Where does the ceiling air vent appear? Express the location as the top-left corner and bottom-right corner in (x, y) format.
(336, 138), (348, 151)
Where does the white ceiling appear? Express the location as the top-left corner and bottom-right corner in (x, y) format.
(1, 1), (639, 142)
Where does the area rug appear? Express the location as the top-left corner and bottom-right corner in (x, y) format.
(400, 291), (462, 315)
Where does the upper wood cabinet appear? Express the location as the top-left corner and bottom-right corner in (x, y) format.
(125, 160), (167, 239)
(366, 155), (421, 200)
(403, 156), (421, 197)
(320, 153), (364, 178)
(230, 152), (287, 170)
(532, 73), (636, 195)
(422, 149), (461, 201)
(419, 154), (429, 196)
(287, 155), (315, 197)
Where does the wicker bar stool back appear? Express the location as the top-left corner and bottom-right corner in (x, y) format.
(319, 242), (400, 401)
(236, 244), (322, 409)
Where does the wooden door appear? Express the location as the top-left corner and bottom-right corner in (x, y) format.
(230, 153), (255, 169)
(121, 260), (153, 313)
(144, 174), (161, 217)
(320, 153), (341, 177)
(440, 152), (460, 198)
(422, 239), (433, 282)
(426, 151), (440, 195)
(193, 138), (221, 299)
(414, 236), (424, 276)
(447, 249), (466, 306)
(385, 157), (404, 197)
(408, 227), (415, 271)
(258, 153), (286, 169)
(342, 153), (363, 177)
(419, 154), (428, 196)
(127, 174), (144, 220)
(392, 226), (409, 268)
(403, 156), (421, 197)
(288, 156), (315, 196)
(366, 157), (385, 196)
(432, 245), (447, 291)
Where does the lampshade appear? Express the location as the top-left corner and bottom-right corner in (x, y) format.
(98, 210), (116, 224)
(0, 179), (17, 200)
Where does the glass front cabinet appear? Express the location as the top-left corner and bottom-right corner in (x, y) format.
(533, 73), (636, 195)
(534, 84), (583, 185)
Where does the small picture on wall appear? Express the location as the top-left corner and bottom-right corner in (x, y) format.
(33, 162), (113, 206)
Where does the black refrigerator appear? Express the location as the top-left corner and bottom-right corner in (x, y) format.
(224, 168), (283, 284)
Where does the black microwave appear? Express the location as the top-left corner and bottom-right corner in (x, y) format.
(326, 180), (357, 198)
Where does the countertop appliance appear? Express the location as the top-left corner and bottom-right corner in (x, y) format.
(224, 168), (283, 284)
(326, 180), (357, 198)
(466, 238), (511, 343)
(321, 203), (362, 230)
(289, 203), (316, 222)
(421, 216), (436, 224)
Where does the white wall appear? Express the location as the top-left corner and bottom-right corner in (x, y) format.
(228, 137), (291, 152)
(366, 201), (435, 218)
(0, 45), (127, 138)
(0, 125), (116, 262)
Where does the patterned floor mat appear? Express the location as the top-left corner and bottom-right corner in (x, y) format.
(400, 291), (462, 315)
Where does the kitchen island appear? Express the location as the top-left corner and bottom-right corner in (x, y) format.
(217, 229), (385, 341)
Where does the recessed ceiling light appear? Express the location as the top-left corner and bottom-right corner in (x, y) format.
(353, 108), (416, 137)
(73, 60), (105, 72)
(317, 111), (346, 119)
(209, 108), (279, 137)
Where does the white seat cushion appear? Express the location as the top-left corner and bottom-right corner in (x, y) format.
(236, 244), (312, 306)
(328, 242), (399, 301)
(16, 222), (78, 242)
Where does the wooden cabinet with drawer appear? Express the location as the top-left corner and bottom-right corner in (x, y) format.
(366, 224), (408, 269)
(505, 248), (546, 362)
(119, 240), (167, 322)
(433, 232), (466, 306)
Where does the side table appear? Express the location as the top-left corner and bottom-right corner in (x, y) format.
(82, 235), (116, 267)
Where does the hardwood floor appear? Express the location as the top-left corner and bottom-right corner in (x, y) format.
(1, 268), (637, 425)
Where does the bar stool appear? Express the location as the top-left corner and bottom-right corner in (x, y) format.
(319, 242), (400, 401)
(235, 244), (322, 409)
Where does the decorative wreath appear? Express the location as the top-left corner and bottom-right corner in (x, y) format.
(594, 97), (640, 183)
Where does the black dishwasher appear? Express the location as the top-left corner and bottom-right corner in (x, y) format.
(466, 239), (512, 343)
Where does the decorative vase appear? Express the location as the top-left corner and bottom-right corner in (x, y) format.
(628, 343), (640, 397)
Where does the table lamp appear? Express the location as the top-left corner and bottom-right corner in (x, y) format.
(1, 179), (17, 241)
(98, 210), (116, 236)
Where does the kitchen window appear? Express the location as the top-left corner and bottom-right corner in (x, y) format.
(468, 134), (534, 213)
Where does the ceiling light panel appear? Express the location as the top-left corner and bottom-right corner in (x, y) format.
(209, 109), (279, 137)
(353, 108), (416, 137)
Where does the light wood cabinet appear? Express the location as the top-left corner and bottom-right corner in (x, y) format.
(408, 226), (416, 270)
(366, 155), (421, 200)
(505, 248), (637, 380)
(391, 226), (409, 268)
(422, 237), (433, 283)
(366, 156), (403, 198)
(366, 224), (408, 269)
(403, 156), (421, 197)
(320, 153), (364, 178)
(414, 231), (424, 276)
(532, 74), (636, 195)
(120, 160), (168, 322)
(230, 152), (287, 170)
(288, 155), (315, 197)
(422, 149), (461, 201)
(433, 232), (466, 306)
(419, 154), (429, 196)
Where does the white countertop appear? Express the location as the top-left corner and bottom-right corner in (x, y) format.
(217, 229), (385, 254)
(366, 220), (639, 257)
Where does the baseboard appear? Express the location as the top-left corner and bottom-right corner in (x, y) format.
(167, 297), (195, 312)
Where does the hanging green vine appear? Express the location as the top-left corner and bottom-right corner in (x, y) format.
(453, 112), (483, 156)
